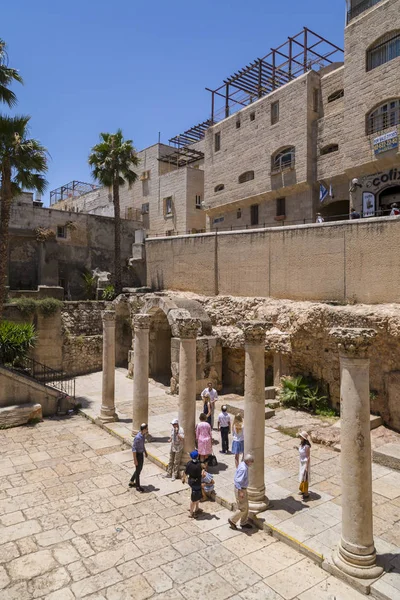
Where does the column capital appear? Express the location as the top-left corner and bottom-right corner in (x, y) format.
(329, 327), (376, 358)
(265, 329), (291, 353)
(102, 309), (116, 324)
(173, 318), (200, 339)
(239, 321), (266, 345)
(133, 313), (150, 330)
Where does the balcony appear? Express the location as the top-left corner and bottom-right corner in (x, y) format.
(347, 0), (382, 23)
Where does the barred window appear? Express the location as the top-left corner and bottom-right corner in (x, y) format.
(321, 144), (339, 155)
(367, 31), (400, 71)
(367, 99), (400, 135)
(272, 147), (295, 172)
(327, 89), (344, 103)
(238, 171), (254, 184)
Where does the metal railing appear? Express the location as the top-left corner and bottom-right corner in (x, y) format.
(347, 0), (382, 23)
(1, 354), (76, 400)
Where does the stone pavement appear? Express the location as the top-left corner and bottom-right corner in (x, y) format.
(0, 413), (371, 599)
(75, 369), (400, 598)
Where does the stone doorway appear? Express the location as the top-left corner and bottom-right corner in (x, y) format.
(148, 308), (172, 385)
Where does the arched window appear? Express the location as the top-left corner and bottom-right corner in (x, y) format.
(321, 144), (339, 156)
(327, 89), (344, 103)
(367, 31), (400, 71)
(238, 171), (254, 184)
(367, 99), (400, 134)
(272, 147), (295, 172)
(214, 184), (225, 192)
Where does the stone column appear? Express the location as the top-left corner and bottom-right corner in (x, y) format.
(175, 318), (199, 464)
(132, 314), (150, 435)
(329, 327), (382, 580)
(241, 321), (269, 514)
(99, 310), (118, 423)
(273, 353), (290, 387)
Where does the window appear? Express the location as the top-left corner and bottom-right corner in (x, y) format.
(236, 120), (241, 129)
(57, 226), (66, 239)
(313, 89), (320, 112)
(195, 195), (202, 209)
(250, 112), (256, 122)
(237, 209), (242, 219)
(276, 197), (286, 217)
(367, 31), (400, 71)
(214, 184), (225, 192)
(272, 147), (295, 172)
(271, 101), (279, 125)
(367, 99), (400, 134)
(328, 89), (344, 103)
(250, 204), (259, 226)
(213, 216), (224, 225)
(164, 196), (173, 216)
(347, 0), (382, 23)
(321, 144), (339, 155)
(141, 203), (149, 214)
(215, 132), (221, 152)
(238, 171), (254, 184)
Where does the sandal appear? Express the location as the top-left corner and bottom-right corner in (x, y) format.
(195, 508), (204, 514)
(188, 513), (197, 519)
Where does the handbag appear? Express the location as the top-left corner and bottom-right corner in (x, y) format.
(208, 454), (218, 468)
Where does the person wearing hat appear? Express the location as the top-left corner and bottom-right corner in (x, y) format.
(164, 418), (184, 481)
(297, 431), (311, 499)
(390, 203), (400, 216)
(315, 213), (324, 223)
(184, 450), (203, 518)
(129, 423), (148, 493)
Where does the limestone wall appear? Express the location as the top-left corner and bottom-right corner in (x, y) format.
(0, 366), (60, 416)
(146, 217), (400, 304)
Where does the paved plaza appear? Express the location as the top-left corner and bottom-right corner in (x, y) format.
(0, 413), (374, 599)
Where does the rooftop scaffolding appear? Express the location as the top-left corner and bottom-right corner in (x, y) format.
(169, 119), (214, 149)
(50, 181), (101, 206)
(207, 27), (344, 123)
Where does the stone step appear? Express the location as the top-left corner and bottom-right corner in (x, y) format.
(372, 443), (400, 471)
(333, 414), (383, 430)
(266, 399), (280, 409)
(225, 404), (275, 421)
(265, 386), (277, 400)
(0, 403), (42, 428)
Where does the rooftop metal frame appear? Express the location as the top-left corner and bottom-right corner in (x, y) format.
(50, 180), (100, 206)
(158, 146), (205, 168)
(169, 119), (214, 148)
(207, 27), (344, 123)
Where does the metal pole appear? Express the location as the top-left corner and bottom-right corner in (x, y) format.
(225, 84), (230, 119)
(272, 50), (276, 90)
(258, 59), (263, 98)
(303, 28), (308, 72)
(211, 91), (215, 123)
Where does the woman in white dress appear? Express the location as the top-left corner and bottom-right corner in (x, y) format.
(297, 431), (311, 499)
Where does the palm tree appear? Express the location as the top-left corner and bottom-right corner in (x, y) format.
(0, 115), (48, 317)
(0, 39), (23, 107)
(88, 130), (139, 294)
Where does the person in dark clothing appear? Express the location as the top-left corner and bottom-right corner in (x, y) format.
(184, 450), (203, 518)
(350, 207), (361, 219)
(129, 423), (148, 492)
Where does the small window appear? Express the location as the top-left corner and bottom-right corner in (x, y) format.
(57, 226), (66, 239)
(272, 147), (295, 172)
(213, 216), (224, 225)
(367, 99), (400, 134)
(250, 204), (259, 226)
(367, 31), (400, 72)
(164, 196), (173, 216)
(236, 120), (241, 129)
(214, 184), (225, 193)
(276, 197), (286, 217)
(313, 89), (320, 112)
(328, 89), (344, 103)
(215, 132), (221, 152)
(195, 195), (202, 209)
(238, 171), (254, 184)
(141, 203), (149, 214)
(237, 208), (242, 219)
(320, 144), (339, 156)
(271, 101), (279, 125)
(250, 112), (256, 122)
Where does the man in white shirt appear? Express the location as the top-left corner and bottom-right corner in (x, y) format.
(201, 382), (218, 429)
(218, 405), (231, 454)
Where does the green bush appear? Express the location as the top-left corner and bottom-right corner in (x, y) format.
(102, 284), (116, 301)
(0, 321), (36, 364)
(279, 375), (336, 417)
(81, 271), (97, 300)
(36, 298), (62, 316)
(12, 297), (36, 316)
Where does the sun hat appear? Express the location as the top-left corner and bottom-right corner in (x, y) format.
(171, 418), (179, 425)
(190, 450), (199, 460)
(297, 431), (309, 441)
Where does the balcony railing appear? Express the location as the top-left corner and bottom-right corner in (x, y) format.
(347, 0), (382, 23)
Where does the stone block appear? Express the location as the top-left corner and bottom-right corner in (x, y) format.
(373, 444), (400, 472)
(333, 414), (383, 430)
(0, 403), (42, 429)
(265, 386), (277, 400)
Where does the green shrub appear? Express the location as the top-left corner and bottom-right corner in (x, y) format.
(81, 271), (97, 300)
(102, 285), (116, 301)
(0, 321), (36, 364)
(12, 297), (36, 316)
(36, 298), (62, 316)
(279, 375), (336, 417)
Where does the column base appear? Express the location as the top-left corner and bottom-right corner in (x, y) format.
(97, 412), (119, 424)
(248, 496), (269, 514)
(333, 543), (383, 580)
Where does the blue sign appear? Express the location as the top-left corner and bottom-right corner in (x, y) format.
(373, 130), (398, 155)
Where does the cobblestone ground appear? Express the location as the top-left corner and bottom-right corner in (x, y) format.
(0, 415), (368, 600)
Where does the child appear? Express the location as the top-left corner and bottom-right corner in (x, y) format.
(232, 413), (244, 468)
(201, 463), (215, 501)
(218, 405), (231, 454)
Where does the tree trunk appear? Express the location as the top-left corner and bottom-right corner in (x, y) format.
(113, 176), (122, 295)
(0, 162), (12, 320)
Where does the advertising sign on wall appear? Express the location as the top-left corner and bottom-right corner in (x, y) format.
(362, 192), (375, 217)
(373, 130), (399, 155)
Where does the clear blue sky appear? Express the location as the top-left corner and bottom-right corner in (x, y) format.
(2, 0), (345, 204)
